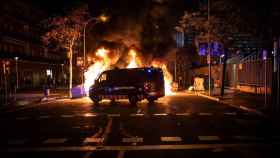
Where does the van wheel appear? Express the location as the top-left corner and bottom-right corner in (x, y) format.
(147, 97), (156, 103)
(90, 96), (101, 105)
(129, 96), (138, 105)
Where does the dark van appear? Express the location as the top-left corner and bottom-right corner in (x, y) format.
(89, 67), (165, 105)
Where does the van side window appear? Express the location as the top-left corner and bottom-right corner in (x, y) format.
(99, 73), (107, 82)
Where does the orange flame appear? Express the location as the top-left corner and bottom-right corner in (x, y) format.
(127, 49), (141, 68)
(84, 47), (110, 94)
(152, 61), (173, 95)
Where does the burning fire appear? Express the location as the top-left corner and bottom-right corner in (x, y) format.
(84, 47), (174, 95)
(84, 48), (110, 94)
(152, 61), (173, 95)
(126, 49), (141, 68)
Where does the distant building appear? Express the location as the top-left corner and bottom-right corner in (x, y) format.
(0, 1), (66, 90)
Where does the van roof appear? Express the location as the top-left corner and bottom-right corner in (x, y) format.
(104, 67), (163, 73)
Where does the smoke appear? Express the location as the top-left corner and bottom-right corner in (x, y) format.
(102, 16), (143, 49)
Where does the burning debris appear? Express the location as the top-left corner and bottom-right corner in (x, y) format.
(84, 47), (174, 95)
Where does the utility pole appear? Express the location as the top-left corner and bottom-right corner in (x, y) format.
(208, 0), (211, 96)
(14, 57), (19, 101)
(3, 62), (8, 105)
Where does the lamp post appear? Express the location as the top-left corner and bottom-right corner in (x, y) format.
(14, 57), (19, 101)
(14, 57), (19, 89)
(207, 0), (211, 96)
(82, 14), (109, 88)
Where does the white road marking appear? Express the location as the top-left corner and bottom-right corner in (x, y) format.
(234, 136), (260, 140)
(101, 118), (113, 145)
(61, 114), (74, 118)
(153, 113), (168, 116)
(43, 138), (67, 144)
(83, 137), (104, 143)
(130, 113), (144, 117)
(82, 113), (97, 117)
(161, 137), (182, 142)
(224, 112), (237, 116)
(8, 139), (27, 145)
(3, 143), (276, 152)
(83, 151), (93, 158)
(108, 114), (121, 117)
(122, 137), (143, 143)
(15, 117), (29, 120)
(39, 115), (50, 119)
(72, 126), (81, 129)
(199, 113), (213, 116)
(176, 113), (190, 116)
(198, 136), (220, 141)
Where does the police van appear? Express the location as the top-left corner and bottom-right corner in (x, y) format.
(89, 67), (165, 105)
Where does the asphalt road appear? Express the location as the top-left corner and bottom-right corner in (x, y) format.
(0, 93), (280, 158)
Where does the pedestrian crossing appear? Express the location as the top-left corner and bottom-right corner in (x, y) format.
(2, 135), (278, 148)
(4, 111), (257, 121)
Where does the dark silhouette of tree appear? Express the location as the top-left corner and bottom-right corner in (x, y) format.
(42, 5), (90, 98)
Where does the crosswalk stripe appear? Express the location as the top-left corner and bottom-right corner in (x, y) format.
(234, 136), (260, 141)
(122, 137), (143, 143)
(108, 114), (121, 117)
(153, 113), (168, 116)
(8, 139), (27, 145)
(82, 113), (97, 117)
(83, 137), (104, 143)
(43, 138), (67, 144)
(198, 136), (220, 141)
(15, 117), (29, 120)
(176, 113), (190, 116)
(39, 115), (50, 119)
(61, 115), (74, 118)
(161, 137), (182, 142)
(130, 113), (144, 117)
(224, 112), (237, 116)
(199, 113), (212, 116)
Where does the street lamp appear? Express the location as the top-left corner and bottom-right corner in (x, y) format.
(14, 56), (19, 89)
(82, 14), (109, 88)
(207, 0), (211, 96)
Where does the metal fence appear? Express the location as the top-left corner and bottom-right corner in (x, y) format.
(226, 58), (272, 94)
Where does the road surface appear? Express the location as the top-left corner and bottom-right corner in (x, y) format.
(0, 93), (279, 158)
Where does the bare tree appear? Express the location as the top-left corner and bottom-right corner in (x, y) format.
(42, 5), (90, 98)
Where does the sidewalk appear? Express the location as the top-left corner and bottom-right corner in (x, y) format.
(0, 88), (68, 112)
(195, 88), (268, 116)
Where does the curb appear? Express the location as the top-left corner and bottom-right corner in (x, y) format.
(0, 96), (69, 113)
(196, 92), (265, 117)
(197, 93), (220, 102)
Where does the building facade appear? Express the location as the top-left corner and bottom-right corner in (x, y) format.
(0, 1), (66, 93)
